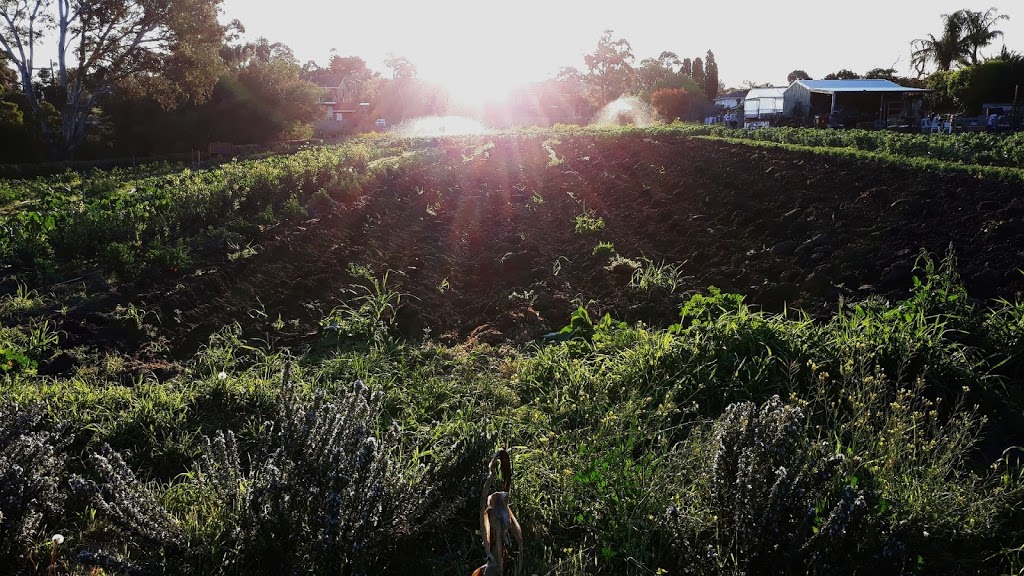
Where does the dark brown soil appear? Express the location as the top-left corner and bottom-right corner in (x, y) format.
(57, 134), (1024, 360)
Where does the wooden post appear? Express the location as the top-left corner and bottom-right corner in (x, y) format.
(1013, 84), (1021, 130)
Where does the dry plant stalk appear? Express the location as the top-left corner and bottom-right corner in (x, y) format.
(472, 449), (522, 576)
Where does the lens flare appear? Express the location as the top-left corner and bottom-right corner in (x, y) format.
(390, 116), (491, 137)
(592, 96), (658, 127)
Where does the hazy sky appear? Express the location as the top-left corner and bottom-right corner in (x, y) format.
(222, 0), (1021, 91)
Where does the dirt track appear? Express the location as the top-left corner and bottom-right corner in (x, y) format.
(77, 134), (1024, 356)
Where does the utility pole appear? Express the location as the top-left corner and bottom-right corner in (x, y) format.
(1013, 84), (1021, 130)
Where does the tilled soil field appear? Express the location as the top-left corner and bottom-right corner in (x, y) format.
(62, 134), (1024, 359)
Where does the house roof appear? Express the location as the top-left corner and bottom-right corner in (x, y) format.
(715, 91), (748, 100)
(306, 71), (350, 87)
(792, 79), (931, 93)
(745, 87), (786, 100)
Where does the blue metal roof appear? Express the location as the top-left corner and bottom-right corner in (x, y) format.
(792, 79), (930, 93)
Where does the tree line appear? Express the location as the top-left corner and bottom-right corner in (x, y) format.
(1, 3), (1016, 164)
(0, 7), (726, 163)
(561, 29), (722, 122)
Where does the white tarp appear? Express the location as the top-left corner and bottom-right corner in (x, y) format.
(744, 88), (786, 118)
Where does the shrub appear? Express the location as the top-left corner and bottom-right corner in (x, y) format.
(592, 241), (615, 257)
(183, 375), (484, 574)
(662, 396), (856, 575)
(101, 241), (140, 280)
(573, 206), (605, 233)
(145, 239), (191, 273)
(280, 196), (307, 223)
(75, 370), (486, 575)
(308, 188), (335, 216)
(320, 271), (403, 349)
(0, 403), (68, 570)
(629, 259), (686, 293)
(72, 446), (185, 574)
(651, 88), (696, 122)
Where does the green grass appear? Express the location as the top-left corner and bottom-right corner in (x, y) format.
(574, 205), (606, 234)
(592, 241), (615, 257)
(1, 254), (1022, 574)
(629, 258), (687, 293)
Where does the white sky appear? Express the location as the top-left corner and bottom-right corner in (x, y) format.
(222, 0), (1021, 91)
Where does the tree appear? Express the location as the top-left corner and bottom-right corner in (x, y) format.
(103, 36), (321, 154)
(645, 70), (705, 102)
(650, 87), (695, 122)
(787, 70), (812, 83)
(384, 53), (417, 80)
(823, 69), (860, 80)
(0, 98), (35, 160)
(704, 50), (719, 100)
(941, 57), (1024, 113)
(550, 66), (593, 122)
(0, 50), (14, 92)
(0, 0), (227, 159)
(583, 29), (635, 105)
(330, 55), (369, 79)
(912, 11), (969, 75)
(692, 57), (705, 88)
(680, 58), (692, 77)
(864, 67), (897, 80)
(959, 8), (1008, 65)
(224, 39), (321, 141)
(636, 51), (683, 95)
(992, 45), (1023, 65)
(657, 51), (681, 71)
(912, 8), (1008, 76)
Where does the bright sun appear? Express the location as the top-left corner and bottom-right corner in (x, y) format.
(427, 58), (542, 106)
(407, 15), (561, 105)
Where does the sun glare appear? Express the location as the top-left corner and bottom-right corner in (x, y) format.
(391, 116), (490, 137)
(431, 64), (540, 106)
(407, 12), (565, 106)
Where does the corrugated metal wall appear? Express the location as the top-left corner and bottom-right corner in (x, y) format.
(783, 84), (811, 117)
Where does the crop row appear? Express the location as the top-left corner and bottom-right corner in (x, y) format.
(646, 124), (1024, 170)
(0, 138), (429, 281)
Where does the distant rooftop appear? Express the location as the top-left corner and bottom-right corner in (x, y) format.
(745, 87), (786, 99)
(306, 71), (350, 87)
(716, 91), (748, 100)
(793, 79), (931, 93)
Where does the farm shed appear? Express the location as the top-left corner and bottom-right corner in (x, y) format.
(743, 88), (786, 118)
(714, 90), (747, 110)
(783, 79), (931, 127)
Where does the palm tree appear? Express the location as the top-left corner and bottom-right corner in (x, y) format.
(992, 45), (1023, 66)
(911, 12), (970, 75)
(912, 8), (1010, 75)
(960, 8), (1009, 65)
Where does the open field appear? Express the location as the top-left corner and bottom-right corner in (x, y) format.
(1, 127), (1023, 575)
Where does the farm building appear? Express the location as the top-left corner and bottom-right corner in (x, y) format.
(743, 88), (786, 119)
(306, 71), (371, 135)
(714, 90), (747, 110)
(783, 79), (931, 128)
